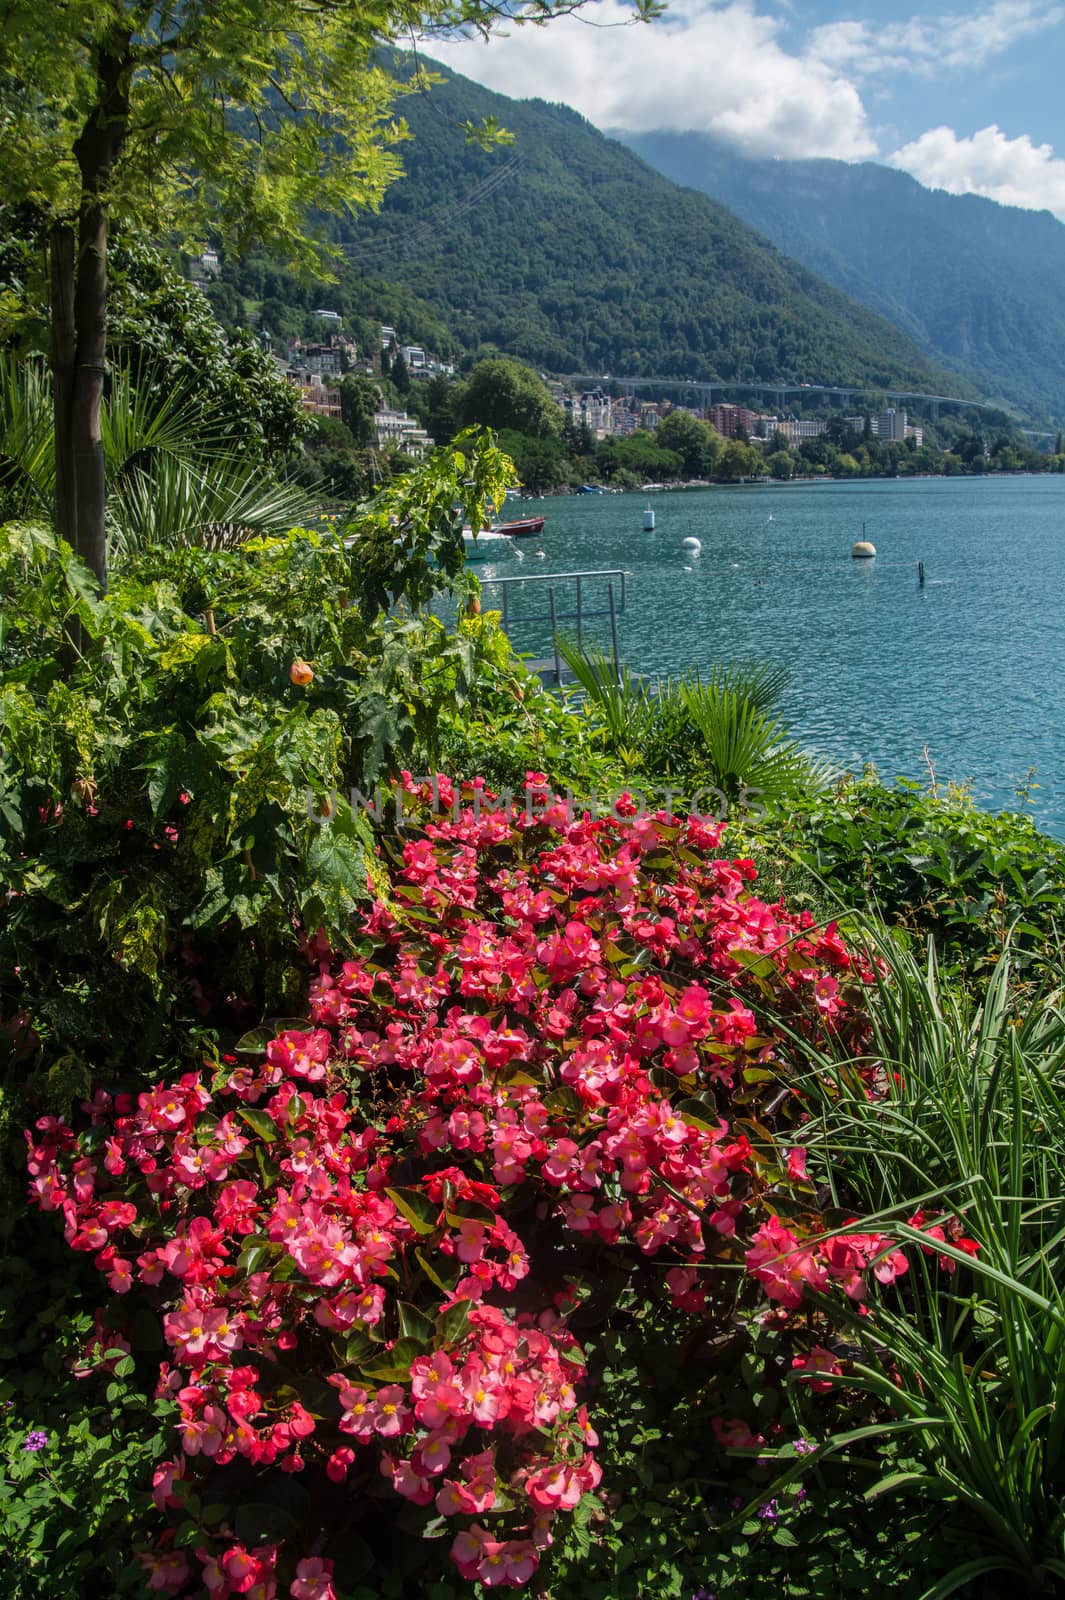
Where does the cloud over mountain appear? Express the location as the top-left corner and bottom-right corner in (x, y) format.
(430, 0), (876, 159)
(890, 123), (1065, 219)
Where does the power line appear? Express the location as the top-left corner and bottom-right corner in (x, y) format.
(340, 157), (522, 266)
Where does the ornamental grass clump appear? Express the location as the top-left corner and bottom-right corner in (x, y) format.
(27, 777), (924, 1594)
(786, 933), (1065, 1600)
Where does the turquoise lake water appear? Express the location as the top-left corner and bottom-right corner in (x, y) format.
(468, 476), (1065, 837)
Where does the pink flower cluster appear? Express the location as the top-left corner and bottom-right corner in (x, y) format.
(26, 774), (922, 1592)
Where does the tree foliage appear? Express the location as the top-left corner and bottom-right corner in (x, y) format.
(0, 0), (655, 585)
(455, 356), (564, 437)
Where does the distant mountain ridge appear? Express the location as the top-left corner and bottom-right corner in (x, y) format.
(618, 130), (1065, 427)
(326, 60), (977, 402)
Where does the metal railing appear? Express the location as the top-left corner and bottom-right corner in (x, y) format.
(478, 568), (628, 686)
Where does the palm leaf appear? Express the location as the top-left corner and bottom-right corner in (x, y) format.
(556, 633), (655, 749)
(0, 353), (54, 517)
(108, 455), (318, 556)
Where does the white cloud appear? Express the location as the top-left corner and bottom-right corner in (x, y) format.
(889, 124), (1065, 218)
(427, 0), (877, 159)
(808, 0), (1064, 79)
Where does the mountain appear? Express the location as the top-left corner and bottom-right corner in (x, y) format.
(618, 131), (1065, 427)
(323, 60), (976, 401)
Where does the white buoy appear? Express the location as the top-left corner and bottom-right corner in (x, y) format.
(683, 565), (693, 573)
(535, 549), (546, 559)
(851, 540), (876, 559)
(682, 536), (701, 551)
(643, 506), (656, 531)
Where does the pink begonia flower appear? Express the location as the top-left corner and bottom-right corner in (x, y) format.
(791, 1344), (843, 1393)
(712, 1416), (764, 1450)
(786, 1146), (809, 1182)
(221, 1544), (261, 1592)
(290, 1557), (337, 1599)
(141, 1550), (191, 1591)
(28, 778), (891, 1592)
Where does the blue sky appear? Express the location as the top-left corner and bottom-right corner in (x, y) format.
(428, 0), (1065, 219)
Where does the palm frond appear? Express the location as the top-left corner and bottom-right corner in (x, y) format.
(102, 364), (234, 482)
(678, 676), (835, 806)
(556, 633), (655, 749)
(0, 353), (54, 518)
(108, 455), (318, 558)
(700, 657), (792, 714)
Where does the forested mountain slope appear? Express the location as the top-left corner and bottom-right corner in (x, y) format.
(620, 130), (1065, 423)
(321, 60), (974, 397)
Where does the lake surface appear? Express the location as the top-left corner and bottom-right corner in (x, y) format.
(469, 476), (1065, 837)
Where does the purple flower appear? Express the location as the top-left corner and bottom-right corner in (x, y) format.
(692, 1590), (717, 1600)
(757, 1499), (779, 1524)
(795, 1487), (808, 1504)
(23, 1430), (48, 1453)
(794, 1437), (816, 1455)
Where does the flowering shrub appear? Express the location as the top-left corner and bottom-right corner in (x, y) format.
(26, 775), (939, 1596)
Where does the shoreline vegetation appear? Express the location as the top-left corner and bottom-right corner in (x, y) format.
(295, 355), (1065, 504)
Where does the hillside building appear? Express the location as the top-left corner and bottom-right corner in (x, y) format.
(373, 408), (432, 457)
(707, 403), (760, 438)
(779, 418), (828, 445)
(290, 372), (341, 418)
(876, 408), (907, 442)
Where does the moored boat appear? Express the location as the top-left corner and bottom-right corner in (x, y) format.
(493, 515), (546, 539)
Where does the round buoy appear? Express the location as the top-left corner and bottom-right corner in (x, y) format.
(682, 536), (701, 551)
(852, 540), (876, 558)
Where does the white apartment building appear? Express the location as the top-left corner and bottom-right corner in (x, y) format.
(373, 408), (432, 457)
(780, 418), (828, 445)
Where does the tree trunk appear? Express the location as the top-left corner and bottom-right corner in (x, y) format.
(49, 225), (77, 554)
(70, 193), (109, 591)
(61, 31), (131, 594)
(50, 224), (82, 659)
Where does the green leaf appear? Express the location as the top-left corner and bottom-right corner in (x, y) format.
(415, 1249), (460, 1296)
(397, 1301), (435, 1345)
(235, 1500), (301, 1545)
(435, 1299), (473, 1346)
(676, 1097), (719, 1132)
(238, 1107), (278, 1142)
(361, 1337), (425, 1383)
(386, 1187), (438, 1236)
(237, 1240), (279, 1276)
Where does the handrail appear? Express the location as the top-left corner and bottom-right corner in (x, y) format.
(476, 567), (628, 685)
(485, 568), (628, 584)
